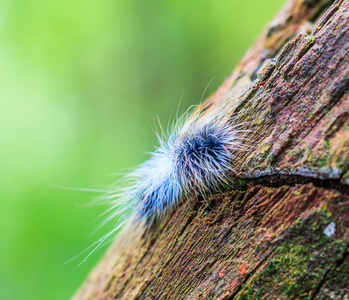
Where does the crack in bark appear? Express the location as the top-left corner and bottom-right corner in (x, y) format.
(242, 174), (349, 195)
(310, 267), (333, 300)
(312, 0), (342, 35)
(310, 248), (349, 299)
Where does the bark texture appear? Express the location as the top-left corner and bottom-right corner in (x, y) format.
(75, 0), (349, 299)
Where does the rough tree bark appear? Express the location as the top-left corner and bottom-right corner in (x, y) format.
(74, 0), (349, 299)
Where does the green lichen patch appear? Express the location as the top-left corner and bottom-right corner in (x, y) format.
(235, 212), (348, 299)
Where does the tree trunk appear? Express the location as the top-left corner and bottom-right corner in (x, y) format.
(74, 0), (349, 299)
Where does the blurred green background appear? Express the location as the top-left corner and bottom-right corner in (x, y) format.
(0, 0), (285, 299)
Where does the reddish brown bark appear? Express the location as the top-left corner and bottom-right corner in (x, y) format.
(75, 0), (349, 299)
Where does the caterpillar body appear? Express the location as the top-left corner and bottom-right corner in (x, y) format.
(78, 98), (252, 264)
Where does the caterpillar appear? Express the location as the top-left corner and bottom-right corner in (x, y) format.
(77, 96), (254, 265)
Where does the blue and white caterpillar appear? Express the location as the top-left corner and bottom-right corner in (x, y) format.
(78, 101), (252, 264)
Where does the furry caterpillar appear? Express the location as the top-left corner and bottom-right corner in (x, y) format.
(78, 101), (251, 264)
